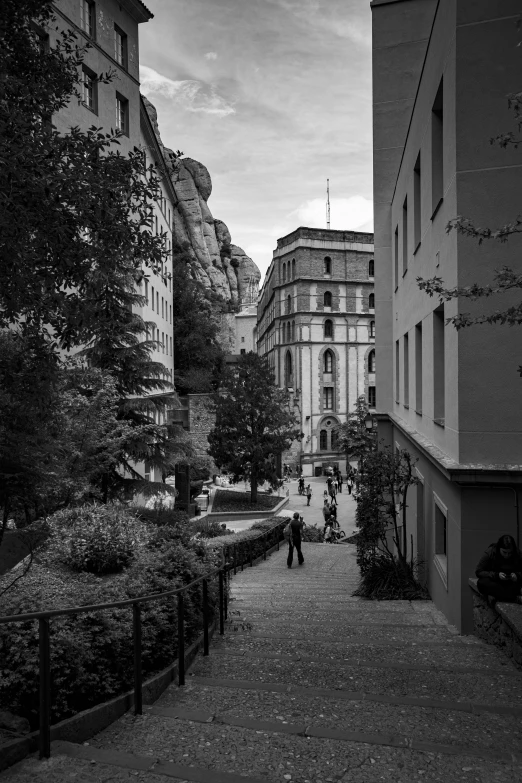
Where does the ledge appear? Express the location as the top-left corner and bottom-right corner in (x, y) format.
(468, 578), (522, 670)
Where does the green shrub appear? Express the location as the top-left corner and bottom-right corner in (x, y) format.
(301, 523), (324, 543)
(189, 519), (234, 538)
(207, 517), (289, 567)
(49, 504), (148, 574)
(132, 506), (190, 530)
(353, 554), (430, 600)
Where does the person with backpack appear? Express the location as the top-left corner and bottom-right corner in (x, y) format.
(285, 512), (305, 568)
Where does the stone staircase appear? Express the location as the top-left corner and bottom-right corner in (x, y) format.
(4, 544), (522, 782)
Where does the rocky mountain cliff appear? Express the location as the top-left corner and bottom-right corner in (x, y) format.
(143, 97), (260, 308)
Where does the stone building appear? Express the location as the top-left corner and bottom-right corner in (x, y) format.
(257, 227), (375, 477)
(372, 0), (522, 631)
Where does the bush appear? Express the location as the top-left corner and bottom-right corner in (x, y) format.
(133, 506), (190, 530)
(189, 519), (234, 538)
(301, 524), (324, 543)
(49, 504), (148, 574)
(0, 511), (220, 728)
(207, 517), (289, 566)
(353, 554), (430, 600)
(211, 490), (280, 513)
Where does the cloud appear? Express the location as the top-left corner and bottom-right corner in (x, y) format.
(289, 195), (373, 231)
(139, 65), (235, 117)
(264, 0), (371, 46)
(205, 52), (218, 60)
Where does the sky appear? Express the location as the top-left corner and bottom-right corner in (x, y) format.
(139, 0), (373, 281)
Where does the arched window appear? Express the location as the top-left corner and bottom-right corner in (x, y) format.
(370, 320), (375, 338)
(286, 294), (292, 314)
(324, 319), (333, 338)
(369, 259), (375, 277)
(292, 258), (296, 279)
(324, 256), (332, 275)
(368, 350), (376, 373)
(287, 322), (292, 343)
(320, 430), (328, 450)
(369, 293), (375, 309)
(282, 263), (286, 283)
(292, 320), (295, 341)
(331, 428), (339, 450)
(323, 349), (333, 373)
(285, 351), (293, 387)
(324, 291), (332, 307)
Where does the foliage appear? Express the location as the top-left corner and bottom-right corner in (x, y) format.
(211, 489), (281, 512)
(0, 512), (219, 727)
(189, 519), (234, 538)
(353, 554), (429, 601)
(208, 517), (288, 560)
(172, 243), (225, 394)
(48, 504), (148, 574)
(353, 447), (428, 600)
(133, 506), (190, 529)
(335, 396), (376, 465)
(208, 353), (302, 502)
(416, 72), (522, 372)
(301, 524), (324, 543)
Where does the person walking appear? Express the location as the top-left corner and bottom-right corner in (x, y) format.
(287, 512), (305, 568)
(306, 484), (312, 506)
(337, 472), (343, 493)
(476, 534), (522, 603)
(328, 481), (337, 506)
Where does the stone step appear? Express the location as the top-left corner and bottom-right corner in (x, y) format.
(150, 681), (522, 762)
(222, 623), (458, 644)
(189, 651), (522, 706)
(80, 700), (522, 782)
(227, 609), (444, 626)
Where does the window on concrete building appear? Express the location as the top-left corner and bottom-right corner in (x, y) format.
(394, 225), (399, 291)
(286, 294), (292, 314)
(370, 320), (375, 338)
(324, 387), (334, 410)
(324, 319), (333, 338)
(432, 79), (444, 214)
(241, 336), (245, 342)
(285, 350), (293, 387)
(324, 256), (331, 275)
(414, 153), (421, 249)
(369, 259), (374, 277)
(403, 333), (409, 407)
(368, 386), (376, 408)
(116, 93), (129, 135)
(395, 339), (400, 403)
(81, 67), (97, 112)
(144, 279), (149, 304)
(151, 286), (155, 311)
(156, 291), (159, 312)
(292, 320), (295, 341)
(323, 350), (333, 373)
(80, 0), (95, 37)
(114, 25), (127, 68)
(369, 293), (375, 310)
(287, 322), (292, 343)
(282, 263), (286, 283)
(320, 430), (328, 450)
(292, 258), (296, 279)
(433, 305), (445, 425)
(415, 321), (423, 414)
(240, 348), (245, 354)
(324, 291), (332, 307)
(368, 350), (375, 374)
(402, 196), (408, 275)
(434, 494), (448, 586)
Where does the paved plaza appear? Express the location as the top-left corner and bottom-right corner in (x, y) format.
(5, 543), (522, 782)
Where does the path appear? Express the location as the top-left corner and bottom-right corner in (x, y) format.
(4, 544), (522, 782)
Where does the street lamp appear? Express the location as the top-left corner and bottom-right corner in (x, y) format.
(364, 412), (376, 431)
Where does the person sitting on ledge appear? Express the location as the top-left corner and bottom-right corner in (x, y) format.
(476, 534), (522, 604)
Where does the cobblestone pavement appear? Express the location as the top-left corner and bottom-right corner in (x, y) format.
(5, 543), (522, 782)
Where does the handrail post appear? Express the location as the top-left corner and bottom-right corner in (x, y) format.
(202, 579), (209, 655)
(264, 532), (267, 560)
(178, 594), (185, 686)
(218, 569), (225, 634)
(133, 603), (142, 715)
(39, 617), (51, 759)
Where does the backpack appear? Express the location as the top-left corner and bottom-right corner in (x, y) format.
(283, 522), (293, 544)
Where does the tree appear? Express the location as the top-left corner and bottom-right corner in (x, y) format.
(171, 243), (225, 394)
(417, 87), (522, 371)
(208, 353), (302, 502)
(335, 395), (376, 467)
(0, 0), (171, 351)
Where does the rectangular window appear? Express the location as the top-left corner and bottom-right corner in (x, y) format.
(431, 79), (444, 214)
(368, 386), (376, 408)
(170, 305), (172, 324)
(403, 332), (409, 408)
(80, 0), (95, 37)
(413, 153), (421, 250)
(81, 67), (96, 112)
(114, 25), (127, 68)
(402, 196), (408, 275)
(395, 339), (400, 403)
(151, 286), (154, 311)
(115, 93), (129, 135)
(170, 335), (172, 356)
(144, 279), (149, 304)
(324, 388), (334, 410)
(415, 321), (423, 414)
(161, 297), (164, 319)
(433, 306), (445, 424)
(240, 348), (246, 354)
(434, 494), (448, 587)
(394, 226), (399, 290)
(156, 291), (159, 312)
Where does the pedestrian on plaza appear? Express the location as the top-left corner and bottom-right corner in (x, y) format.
(323, 488), (329, 501)
(476, 535), (522, 603)
(328, 483), (337, 506)
(322, 500), (331, 524)
(287, 511), (305, 568)
(306, 484), (312, 506)
(337, 473), (343, 493)
(323, 521), (333, 544)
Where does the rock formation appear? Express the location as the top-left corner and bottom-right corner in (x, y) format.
(142, 97), (260, 308)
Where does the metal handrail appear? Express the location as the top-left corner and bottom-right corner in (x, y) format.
(0, 517), (287, 761)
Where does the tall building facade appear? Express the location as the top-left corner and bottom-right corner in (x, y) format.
(372, 0), (522, 631)
(257, 227), (375, 477)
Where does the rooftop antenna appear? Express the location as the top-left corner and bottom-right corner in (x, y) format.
(326, 179), (331, 229)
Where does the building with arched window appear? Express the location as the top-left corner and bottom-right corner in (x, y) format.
(256, 225), (375, 476)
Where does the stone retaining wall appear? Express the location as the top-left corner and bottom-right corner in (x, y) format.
(469, 578), (522, 670)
